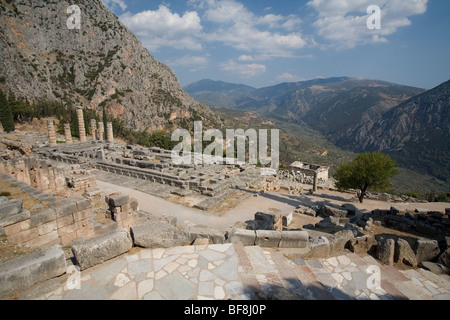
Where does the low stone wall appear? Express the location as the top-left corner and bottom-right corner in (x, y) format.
(0, 178), (95, 248)
(228, 229), (309, 249)
(0, 158), (66, 195)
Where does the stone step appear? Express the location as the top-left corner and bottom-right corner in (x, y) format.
(270, 251), (312, 299)
(400, 268), (450, 299)
(244, 246), (276, 275)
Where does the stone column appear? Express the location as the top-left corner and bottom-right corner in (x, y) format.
(106, 122), (114, 142)
(64, 123), (73, 144)
(313, 172), (318, 193)
(47, 119), (57, 147)
(97, 122), (105, 141)
(76, 107), (87, 142)
(90, 119), (97, 140)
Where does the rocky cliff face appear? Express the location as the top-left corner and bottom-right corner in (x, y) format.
(0, 0), (219, 131)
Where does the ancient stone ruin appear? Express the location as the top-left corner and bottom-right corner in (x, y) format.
(0, 109), (449, 300)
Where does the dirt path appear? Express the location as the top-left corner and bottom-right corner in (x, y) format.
(97, 179), (449, 233)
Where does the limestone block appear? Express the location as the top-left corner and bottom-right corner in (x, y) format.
(348, 234), (377, 254)
(377, 237), (395, 266)
(309, 236), (330, 258)
(53, 201), (77, 218)
(108, 194), (130, 208)
(30, 208), (56, 228)
(227, 229), (256, 246)
(71, 229), (132, 270)
(0, 209), (30, 228)
(0, 245), (67, 298)
(279, 231), (309, 248)
(0, 199), (23, 219)
(395, 238), (417, 267)
(185, 225), (224, 244)
(255, 230), (281, 247)
(317, 204), (348, 218)
(330, 230), (354, 254)
(414, 238), (440, 263)
(131, 220), (188, 249)
(438, 248), (450, 268)
(282, 212), (293, 227)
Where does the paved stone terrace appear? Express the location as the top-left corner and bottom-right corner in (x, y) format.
(19, 243), (450, 300)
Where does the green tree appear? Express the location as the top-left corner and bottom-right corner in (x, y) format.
(334, 152), (398, 203)
(0, 90), (15, 132)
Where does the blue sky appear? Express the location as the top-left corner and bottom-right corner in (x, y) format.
(102, 0), (450, 89)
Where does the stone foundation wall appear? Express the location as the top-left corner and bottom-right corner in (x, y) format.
(0, 158), (99, 197)
(1, 195), (95, 248)
(0, 158), (66, 194)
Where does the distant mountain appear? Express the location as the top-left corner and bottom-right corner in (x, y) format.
(0, 0), (219, 131)
(185, 77), (425, 139)
(184, 79), (255, 109)
(184, 77), (352, 113)
(337, 79), (450, 181)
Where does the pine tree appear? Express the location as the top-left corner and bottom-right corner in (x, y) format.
(0, 90), (15, 132)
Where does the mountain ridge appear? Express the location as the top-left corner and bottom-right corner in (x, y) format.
(0, 0), (220, 131)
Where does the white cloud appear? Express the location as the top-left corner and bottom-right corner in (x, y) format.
(307, 0), (429, 48)
(119, 5), (203, 51)
(276, 73), (305, 82)
(190, 0), (306, 57)
(167, 54), (210, 69)
(238, 55), (254, 61)
(102, 0), (127, 12)
(220, 60), (266, 78)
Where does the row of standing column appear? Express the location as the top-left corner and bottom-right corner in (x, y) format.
(47, 107), (114, 146)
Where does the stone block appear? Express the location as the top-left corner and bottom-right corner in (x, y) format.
(131, 220), (188, 249)
(0, 209), (30, 228)
(377, 237), (395, 266)
(255, 230), (281, 247)
(418, 261), (449, 275)
(0, 199), (23, 219)
(60, 231), (78, 246)
(254, 212), (275, 230)
(30, 208), (56, 228)
(0, 245), (67, 298)
(414, 239), (440, 263)
(56, 215), (74, 229)
(438, 248), (450, 268)
(227, 229), (256, 246)
(348, 234), (377, 254)
(26, 231), (60, 248)
(330, 230), (354, 254)
(309, 236), (330, 258)
(303, 208), (317, 217)
(58, 221), (83, 236)
(279, 231), (309, 248)
(71, 229), (132, 270)
(73, 209), (92, 223)
(54, 201), (77, 218)
(185, 225), (224, 244)
(108, 194), (129, 208)
(282, 212), (293, 227)
(9, 228), (39, 244)
(317, 204), (348, 218)
(37, 221), (57, 236)
(74, 198), (91, 211)
(4, 222), (22, 236)
(394, 238), (417, 267)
